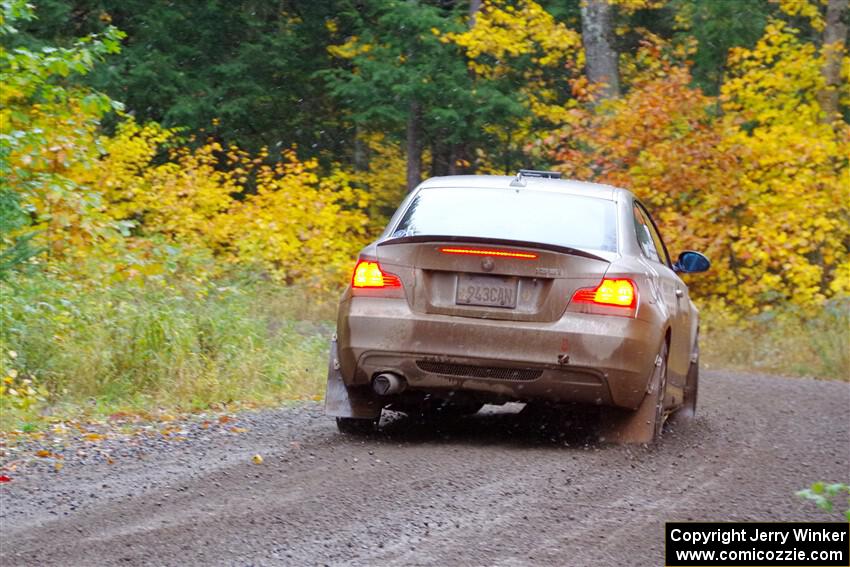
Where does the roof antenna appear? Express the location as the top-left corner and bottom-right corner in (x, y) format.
(510, 171), (527, 189)
(518, 169), (562, 179)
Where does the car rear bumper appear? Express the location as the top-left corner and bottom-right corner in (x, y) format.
(337, 296), (662, 410)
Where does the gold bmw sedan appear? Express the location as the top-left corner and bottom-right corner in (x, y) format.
(325, 170), (710, 443)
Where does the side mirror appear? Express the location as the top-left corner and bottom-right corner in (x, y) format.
(674, 251), (710, 274)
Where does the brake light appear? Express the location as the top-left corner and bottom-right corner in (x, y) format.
(439, 247), (537, 259)
(571, 278), (636, 308)
(352, 260), (401, 288)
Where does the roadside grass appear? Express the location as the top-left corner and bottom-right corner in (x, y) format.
(0, 271), (338, 431)
(701, 298), (849, 381)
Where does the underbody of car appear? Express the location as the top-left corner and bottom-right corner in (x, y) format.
(325, 170), (710, 443)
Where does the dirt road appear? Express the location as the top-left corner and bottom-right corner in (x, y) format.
(1, 370), (848, 566)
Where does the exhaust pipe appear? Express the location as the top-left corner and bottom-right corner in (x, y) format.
(372, 372), (406, 396)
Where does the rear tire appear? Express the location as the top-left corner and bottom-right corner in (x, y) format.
(672, 360), (698, 422)
(650, 345), (669, 440)
(336, 416), (378, 435)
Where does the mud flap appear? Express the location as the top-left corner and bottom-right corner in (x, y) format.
(597, 397), (656, 444)
(597, 353), (665, 444)
(324, 337), (382, 419)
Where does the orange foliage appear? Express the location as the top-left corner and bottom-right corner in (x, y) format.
(549, 30), (849, 312)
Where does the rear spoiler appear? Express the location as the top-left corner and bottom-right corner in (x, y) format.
(377, 234), (610, 262)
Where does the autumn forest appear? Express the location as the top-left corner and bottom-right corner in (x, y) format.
(1, 0), (848, 420)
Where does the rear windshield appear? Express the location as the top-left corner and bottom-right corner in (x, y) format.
(389, 187), (618, 252)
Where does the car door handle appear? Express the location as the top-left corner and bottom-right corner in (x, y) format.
(675, 289), (684, 298)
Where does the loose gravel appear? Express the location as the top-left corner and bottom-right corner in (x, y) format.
(1, 370), (848, 566)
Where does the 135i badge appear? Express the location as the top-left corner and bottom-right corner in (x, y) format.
(535, 267), (563, 277)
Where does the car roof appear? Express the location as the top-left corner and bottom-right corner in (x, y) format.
(417, 175), (628, 202)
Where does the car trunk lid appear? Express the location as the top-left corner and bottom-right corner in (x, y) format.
(376, 236), (612, 323)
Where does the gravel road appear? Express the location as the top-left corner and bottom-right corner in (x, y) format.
(1, 370), (848, 566)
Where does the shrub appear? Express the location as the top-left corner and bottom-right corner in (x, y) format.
(0, 262), (335, 427)
(701, 298), (850, 380)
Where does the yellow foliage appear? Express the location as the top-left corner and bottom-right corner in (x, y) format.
(1, 97), (120, 258)
(78, 122), (372, 289)
(610, 0), (666, 13)
(446, 0), (583, 167)
(91, 122), (240, 248)
(448, 0), (582, 124)
(447, 0), (582, 79)
(5, 1), (846, 311)
(724, 21), (824, 126)
(327, 35), (372, 59)
(552, 26), (848, 313)
(0, 350), (46, 410)
(773, 0), (826, 31)
(221, 154), (371, 286)
(718, 18), (850, 309)
(349, 133), (408, 229)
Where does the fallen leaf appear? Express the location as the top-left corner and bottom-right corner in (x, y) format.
(36, 450), (52, 458)
(218, 415), (232, 424)
(0, 475), (10, 483)
(84, 433), (104, 442)
(201, 421), (211, 429)
(106, 457), (114, 465)
(252, 454), (263, 465)
(54, 462), (63, 472)
(229, 427), (248, 434)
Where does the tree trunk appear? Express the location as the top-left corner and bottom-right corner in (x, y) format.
(469, 0), (482, 25)
(458, 0), (483, 173)
(817, 0), (848, 123)
(580, 0), (620, 103)
(406, 100), (423, 191)
(430, 135), (452, 177)
(448, 143), (468, 175)
(353, 124), (368, 172)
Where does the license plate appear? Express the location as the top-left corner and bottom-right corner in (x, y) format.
(456, 274), (518, 309)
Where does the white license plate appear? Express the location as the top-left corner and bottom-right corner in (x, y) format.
(456, 274), (518, 309)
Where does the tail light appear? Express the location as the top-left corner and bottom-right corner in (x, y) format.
(352, 259), (401, 289)
(569, 278), (637, 316)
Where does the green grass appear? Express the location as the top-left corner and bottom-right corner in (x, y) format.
(0, 270), (337, 430)
(701, 298), (849, 381)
